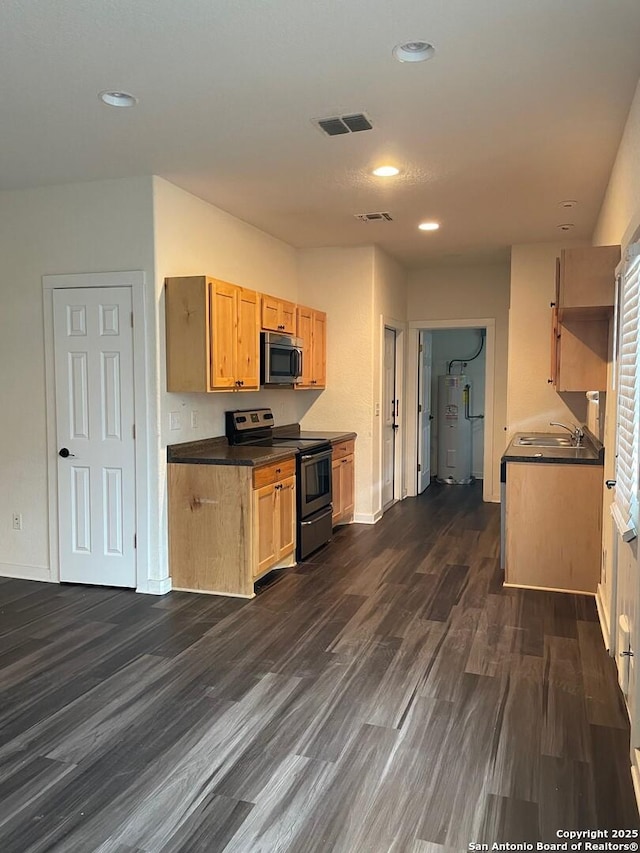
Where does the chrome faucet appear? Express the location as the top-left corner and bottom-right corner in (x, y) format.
(549, 421), (584, 446)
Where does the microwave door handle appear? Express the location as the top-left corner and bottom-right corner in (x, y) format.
(293, 348), (301, 379)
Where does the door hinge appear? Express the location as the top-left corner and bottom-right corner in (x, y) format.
(131, 312), (134, 328)
(418, 404), (422, 413)
(419, 344), (423, 353)
(418, 463), (421, 472)
(132, 424), (136, 440)
(134, 533), (137, 549)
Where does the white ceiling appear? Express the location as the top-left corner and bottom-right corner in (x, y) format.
(2, 0), (640, 267)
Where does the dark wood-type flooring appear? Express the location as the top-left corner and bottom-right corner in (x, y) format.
(0, 482), (638, 852)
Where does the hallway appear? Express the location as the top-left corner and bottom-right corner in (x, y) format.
(0, 483), (637, 851)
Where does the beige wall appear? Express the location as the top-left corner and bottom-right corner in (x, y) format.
(507, 240), (589, 437)
(297, 246), (377, 520)
(153, 177), (306, 448)
(0, 177), (156, 581)
(372, 247), (407, 513)
(592, 75), (640, 731)
(407, 261), (510, 498)
(594, 77), (640, 249)
(153, 177), (312, 577)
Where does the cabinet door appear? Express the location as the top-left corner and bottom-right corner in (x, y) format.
(340, 454), (354, 518)
(261, 295), (281, 332)
(550, 259), (560, 387)
(165, 276), (209, 392)
(296, 305), (314, 387)
(559, 245), (620, 311)
(210, 281), (238, 389)
(236, 288), (260, 389)
(253, 482), (277, 577)
(331, 458), (342, 523)
(280, 301), (296, 335)
(277, 476), (296, 560)
(556, 317), (609, 392)
(312, 310), (326, 388)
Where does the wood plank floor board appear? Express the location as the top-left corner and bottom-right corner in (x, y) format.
(0, 481), (638, 852)
(538, 755), (597, 836)
(577, 620), (630, 728)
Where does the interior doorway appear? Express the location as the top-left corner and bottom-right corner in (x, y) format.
(379, 317), (405, 519)
(428, 328), (487, 487)
(405, 319), (496, 503)
(382, 326), (397, 510)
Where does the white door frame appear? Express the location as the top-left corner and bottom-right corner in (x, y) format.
(378, 316), (405, 515)
(43, 271), (158, 593)
(405, 318), (496, 503)
(417, 330), (433, 493)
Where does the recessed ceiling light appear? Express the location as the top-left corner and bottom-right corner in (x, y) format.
(558, 200), (577, 209)
(419, 221), (440, 231)
(557, 223), (575, 231)
(372, 165), (400, 177)
(393, 41), (436, 63)
(99, 90), (138, 108)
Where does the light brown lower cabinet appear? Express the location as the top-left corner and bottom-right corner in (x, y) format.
(168, 457), (296, 597)
(253, 476), (295, 577)
(332, 439), (355, 525)
(504, 461), (602, 594)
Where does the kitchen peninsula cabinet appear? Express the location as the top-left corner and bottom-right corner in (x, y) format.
(549, 245), (620, 392)
(504, 461), (602, 593)
(296, 305), (326, 389)
(168, 453), (296, 597)
(165, 276), (260, 392)
(260, 294), (296, 334)
(332, 439), (355, 525)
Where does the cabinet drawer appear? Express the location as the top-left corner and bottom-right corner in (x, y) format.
(252, 457), (296, 489)
(332, 439), (354, 460)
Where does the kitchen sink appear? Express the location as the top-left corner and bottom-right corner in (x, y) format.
(514, 435), (575, 447)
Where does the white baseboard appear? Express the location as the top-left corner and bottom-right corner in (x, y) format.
(137, 577), (172, 596)
(0, 563), (53, 583)
(354, 510), (382, 525)
(596, 583), (612, 653)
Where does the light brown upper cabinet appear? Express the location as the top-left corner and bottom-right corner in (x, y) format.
(296, 305), (326, 389)
(549, 245), (619, 392)
(165, 276), (260, 392)
(261, 294), (296, 334)
(557, 245), (621, 316)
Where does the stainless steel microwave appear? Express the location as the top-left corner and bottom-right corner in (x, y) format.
(260, 331), (303, 385)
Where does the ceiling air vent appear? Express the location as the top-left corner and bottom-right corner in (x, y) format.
(314, 112), (373, 137)
(354, 212), (393, 222)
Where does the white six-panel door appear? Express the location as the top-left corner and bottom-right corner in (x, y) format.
(53, 287), (136, 587)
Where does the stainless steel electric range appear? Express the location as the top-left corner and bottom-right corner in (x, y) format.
(225, 408), (333, 560)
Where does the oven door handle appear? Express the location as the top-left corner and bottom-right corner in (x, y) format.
(300, 449), (332, 462)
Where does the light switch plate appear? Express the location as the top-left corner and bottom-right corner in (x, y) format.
(169, 412), (181, 431)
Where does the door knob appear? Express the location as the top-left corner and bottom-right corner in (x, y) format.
(58, 448), (75, 458)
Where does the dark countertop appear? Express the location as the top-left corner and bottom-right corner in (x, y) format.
(500, 429), (604, 481)
(167, 429), (357, 466)
(278, 429), (357, 443)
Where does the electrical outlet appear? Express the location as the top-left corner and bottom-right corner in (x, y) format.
(191, 410), (199, 429)
(169, 412), (181, 431)
(12, 513), (22, 530)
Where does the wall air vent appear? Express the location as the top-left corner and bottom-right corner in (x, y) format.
(354, 212), (393, 222)
(314, 112), (373, 137)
